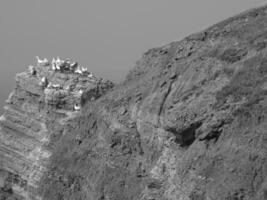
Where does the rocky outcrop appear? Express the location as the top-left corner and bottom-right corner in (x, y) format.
(40, 6), (267, 200)
(0, 65), (114, 199)
(2, 5), (267, 200)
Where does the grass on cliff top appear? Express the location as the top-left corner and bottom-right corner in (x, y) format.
(216, 53), (267, 107)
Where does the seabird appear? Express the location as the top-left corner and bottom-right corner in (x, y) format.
(51, 84), (61, 89)
(36, 56), (49, 66)
(52, 61), (57, 71)
(51, 58), (57, 70)
(41, 77), (47, 82)
(40, 77), (48, 87)
(78, 89), (83, 95)
(70, 62), (78, 70)
(74, 103), (81, 111)
(74, 66), (83, 74)
(81, 67), (88, 73)
(47, 82), (52, 88)
(87, 72), (93, 78)
(56, 56), (61, 64)
(55, 56), (63, 70)
(56, 64), (61, 71)
(28, 65), (36, 75)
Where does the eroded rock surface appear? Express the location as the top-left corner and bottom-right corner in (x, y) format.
(0, 65), (114, 200)
(2, 5), (267, 200)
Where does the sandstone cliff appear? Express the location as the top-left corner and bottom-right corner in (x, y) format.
(1, 5), (267, 200)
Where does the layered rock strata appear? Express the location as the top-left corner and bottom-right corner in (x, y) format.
(0, 65), (114, 199)
(2, 5), (267, 200)
(41, 6), (267, 200)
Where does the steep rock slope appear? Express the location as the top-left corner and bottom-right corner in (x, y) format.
(41, 6), (267, 200)
(1, 5), (267, 200)
(0, 65), (114, 199)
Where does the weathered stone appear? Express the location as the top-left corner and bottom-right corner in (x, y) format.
(2, 5), (267, 200)
(0, 65), (114, 199)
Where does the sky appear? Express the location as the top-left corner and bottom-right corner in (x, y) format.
(0, 0), (265, 113)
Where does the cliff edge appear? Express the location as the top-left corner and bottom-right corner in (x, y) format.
(1, 5), (267, 200)
(0, 63), (114, 199)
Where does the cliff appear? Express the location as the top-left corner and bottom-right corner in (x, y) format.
(0, 64), (114, 199)
(1, 5), (267, 200)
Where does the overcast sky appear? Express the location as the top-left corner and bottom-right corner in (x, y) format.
(0, 0), (264, 113)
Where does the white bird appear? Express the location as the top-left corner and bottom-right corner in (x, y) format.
(70, 62), (78, 69)
(56, 56), (61, 64)
(47, 82), (52, 88)
(41, 77), (46, 82)
(74, 66), (83, 74)
(81, 67), (88, 73)
(36, 56), (49, 66)
(36, 56), (42, 63)
(87, 72), (93, 78)
(52, 84), (61, 89)
(74, 103), (81, 111)
(56, 64), (61, 70)
(78, 89), (83, 95)
(55, 56), (63, 70)
(56, 63), (61, 70)
(40, 77), (48, 87)
(28, 65), (36, 75)
(51, 58), (56, 70)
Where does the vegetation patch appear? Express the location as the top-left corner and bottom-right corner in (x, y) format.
(215, 55), (267, 107)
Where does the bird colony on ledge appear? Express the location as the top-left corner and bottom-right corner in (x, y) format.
(28, 56), (101, 111)
(34, 56), (96, 78)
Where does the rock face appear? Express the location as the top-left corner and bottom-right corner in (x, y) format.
(0, 65), (114, 199)
(2, 5), (267, 200)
